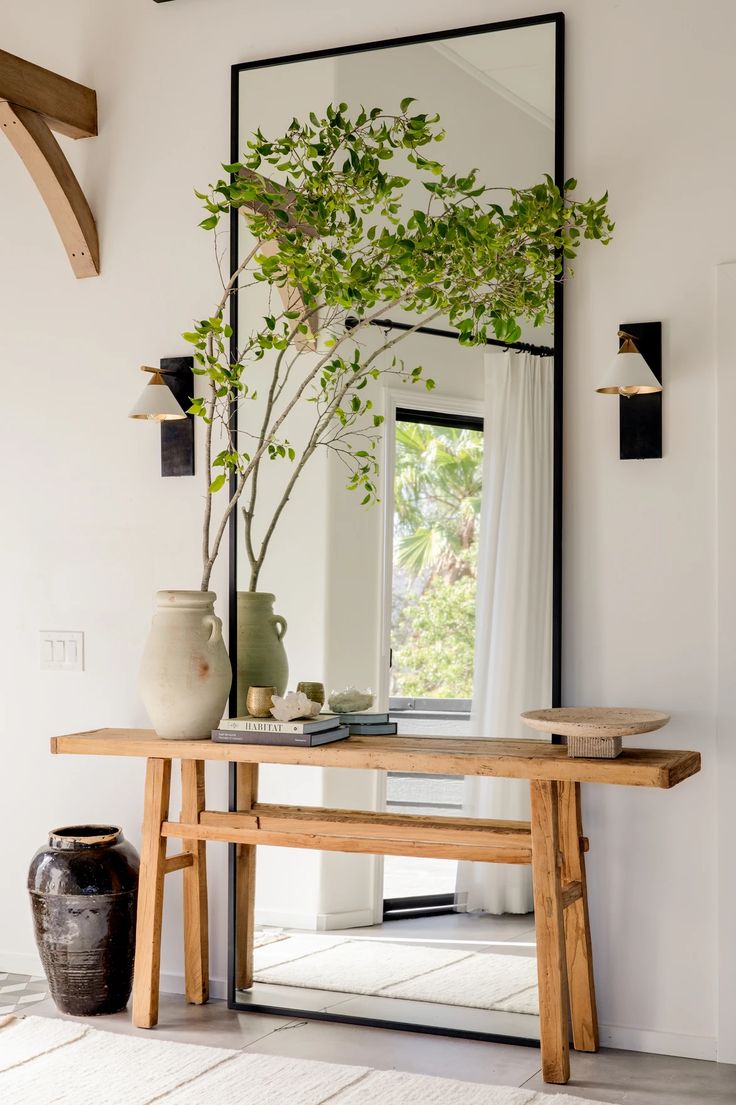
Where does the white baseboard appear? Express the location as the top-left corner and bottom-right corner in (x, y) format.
(599, 1021), (717, 1061)
(1, 951), (43, 977)
(160, 972), (228, 1002)
(254, 909), (322, 930)
(254, 907), (375, 931)
(315, 908), (376, 931)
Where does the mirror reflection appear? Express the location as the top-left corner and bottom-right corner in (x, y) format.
(231, 17), (558, 1042)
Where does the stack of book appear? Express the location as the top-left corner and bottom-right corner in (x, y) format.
(337, 711), (397, 736)
(212, 710), (398, 746)
(213, 713), (349, 747)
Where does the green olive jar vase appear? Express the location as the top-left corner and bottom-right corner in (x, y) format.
(236, 592), (288, 715)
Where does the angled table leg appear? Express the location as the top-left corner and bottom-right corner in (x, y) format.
(558, 781), (598, 1052)
(530, 779), (570, 1084)
(132, 757), (171, 1029)
(181, 759), (209, 1004)
(234, 763), (259, 990)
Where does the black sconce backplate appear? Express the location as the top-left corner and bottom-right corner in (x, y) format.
(160, 356), (195, 477)
(619, 321), (662, 460)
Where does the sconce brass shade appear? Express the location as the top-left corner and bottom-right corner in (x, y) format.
(597, 333), (663, 397)
(128, 366), (187, 421)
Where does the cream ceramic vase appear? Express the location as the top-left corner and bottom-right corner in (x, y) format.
(236, 592), (288, 715)
(140, 590), (232, 739)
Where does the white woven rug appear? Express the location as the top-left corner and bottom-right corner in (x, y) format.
(0, 1016), (616, 1105)
(253, 934), (539, 1015)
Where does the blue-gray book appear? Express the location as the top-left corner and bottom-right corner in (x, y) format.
(348, 721), (398, 736)
(332, 711), (390, 725)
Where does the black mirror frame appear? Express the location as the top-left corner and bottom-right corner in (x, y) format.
(226, 11), (565, 1043)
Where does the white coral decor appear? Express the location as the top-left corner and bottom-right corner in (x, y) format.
(270, 691), (322, 722)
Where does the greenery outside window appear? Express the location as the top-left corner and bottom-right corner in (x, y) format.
(389, 408), (484, 721)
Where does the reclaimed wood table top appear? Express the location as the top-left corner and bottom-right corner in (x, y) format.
(51, 728), (700, 788)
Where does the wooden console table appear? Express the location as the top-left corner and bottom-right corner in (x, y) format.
(50, 729), (700, 1084)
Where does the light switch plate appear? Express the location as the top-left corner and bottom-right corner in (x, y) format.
(40, 631), (84, 671)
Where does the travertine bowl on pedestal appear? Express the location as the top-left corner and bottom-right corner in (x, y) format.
(520, 707), (671, 759)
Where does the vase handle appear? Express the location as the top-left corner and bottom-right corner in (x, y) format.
(272, 614), (287, 641)
(204, 614), (223, 645)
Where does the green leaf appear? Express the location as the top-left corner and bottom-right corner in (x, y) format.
(183, 99), (612, 579)
(208, 474), (227, 494)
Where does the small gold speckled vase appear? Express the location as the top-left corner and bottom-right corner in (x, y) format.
(246, 686), (276, 718)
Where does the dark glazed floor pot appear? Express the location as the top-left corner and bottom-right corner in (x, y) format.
(27, 825), (140, 1016)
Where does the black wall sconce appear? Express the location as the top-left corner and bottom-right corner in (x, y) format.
(128, 356), (195, 477)
(597, 322), (663, 459)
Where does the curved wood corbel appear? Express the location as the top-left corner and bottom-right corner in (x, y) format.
(238, 167), (319, 348)
(0, 50), (99, 278)
(0, 101), (99, 277)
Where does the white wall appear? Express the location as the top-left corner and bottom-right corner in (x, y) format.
(1, 0), (734, 1063)
(561, 1), (731, 1061)
(0, 0), (254, 995)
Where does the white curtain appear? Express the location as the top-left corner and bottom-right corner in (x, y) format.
(456, 352), (553, 915)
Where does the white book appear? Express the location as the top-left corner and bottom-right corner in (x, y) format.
(218, 713), (339, 734)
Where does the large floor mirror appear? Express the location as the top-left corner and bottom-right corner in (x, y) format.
(228, 13), (563, 1044)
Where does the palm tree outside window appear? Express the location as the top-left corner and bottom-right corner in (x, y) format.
(390, 409), (484, 718)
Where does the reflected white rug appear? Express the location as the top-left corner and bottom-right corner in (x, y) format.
(0, 1016), (617, 1105)
(254, 933), (539, 1015)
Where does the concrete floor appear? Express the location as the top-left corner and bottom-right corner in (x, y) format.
(24, 992), (736, 1105)
(7, 917), (735, 1104)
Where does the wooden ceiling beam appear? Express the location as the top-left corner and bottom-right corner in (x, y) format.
(0, 48), (97, 140)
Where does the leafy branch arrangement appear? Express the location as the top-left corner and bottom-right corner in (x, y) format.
(185, 100), (613, 590)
